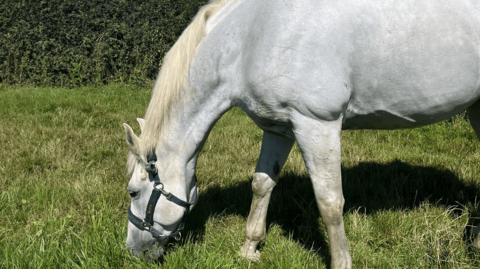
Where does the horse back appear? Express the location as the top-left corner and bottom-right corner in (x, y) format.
(194, 0), (480, 131)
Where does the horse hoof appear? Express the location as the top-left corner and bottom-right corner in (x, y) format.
(471, 226), (480, 249)
(238, 249), (261, 262)
(474, 235), (480, 249)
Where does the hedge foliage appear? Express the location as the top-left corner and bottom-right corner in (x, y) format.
(0, 0), (208, 86)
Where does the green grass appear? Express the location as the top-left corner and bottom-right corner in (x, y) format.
(1, 84), (480, 268)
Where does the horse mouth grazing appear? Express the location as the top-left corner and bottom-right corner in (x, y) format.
(129, 244), (165, 262)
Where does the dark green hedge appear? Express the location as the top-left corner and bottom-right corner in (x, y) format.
(0, 0), (208, 86)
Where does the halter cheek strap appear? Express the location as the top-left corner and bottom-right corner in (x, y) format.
(127, 160), (197, 241)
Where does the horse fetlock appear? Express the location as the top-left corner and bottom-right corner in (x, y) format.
(330, 246), (352, 269)
(238, 239), (261, 262)
(472, 225), (480, 249)
(474, 236), (480, 249)
(331, 256), (353, 269)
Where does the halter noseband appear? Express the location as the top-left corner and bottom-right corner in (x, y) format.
(127, 156), (197, 241)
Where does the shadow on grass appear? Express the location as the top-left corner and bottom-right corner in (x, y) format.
(183, 160), (480, 263)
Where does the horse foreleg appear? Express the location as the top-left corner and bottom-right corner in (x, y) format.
(293, 116), (352, 269)
(239, 132), (294, 261)
(467, 99), (480, 248)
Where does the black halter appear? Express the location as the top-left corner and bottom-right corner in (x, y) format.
(127, 157), (197, 241)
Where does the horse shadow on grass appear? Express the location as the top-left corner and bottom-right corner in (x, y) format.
(181, 160), (480, 264)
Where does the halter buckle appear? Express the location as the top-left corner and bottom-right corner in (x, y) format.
(145, 162), (158, 174)
(141, 221), (152, 231)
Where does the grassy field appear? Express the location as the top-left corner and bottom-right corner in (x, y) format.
(1, 84), (480, 268)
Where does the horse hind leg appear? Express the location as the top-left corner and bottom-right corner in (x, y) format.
(468, 99), (480, 143)
(467, 99), (480, 248)
(239, 132), (294, 261)
(292, 115), (352, 269)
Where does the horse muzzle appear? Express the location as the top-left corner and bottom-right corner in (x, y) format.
(128, 242), (165, 262)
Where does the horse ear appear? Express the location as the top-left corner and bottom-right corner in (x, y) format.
(136, 118), (145, 133)
(123, 123), (141, 155)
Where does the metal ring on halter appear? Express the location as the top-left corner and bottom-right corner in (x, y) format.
(154, 182), (170, 196)
(154, 182), (164, 190)
(174, 232), (182, 241)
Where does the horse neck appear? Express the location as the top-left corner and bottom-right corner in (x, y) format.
(151, 74), (235, 195)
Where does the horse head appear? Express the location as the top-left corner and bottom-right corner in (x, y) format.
(123, 118), (197, 261)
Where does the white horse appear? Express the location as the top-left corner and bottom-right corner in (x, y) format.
(123, 0), (480, 267)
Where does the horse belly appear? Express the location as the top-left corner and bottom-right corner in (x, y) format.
(343, 58), (480, 130)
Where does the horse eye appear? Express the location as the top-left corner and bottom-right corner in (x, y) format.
(129, 191), (139, 198)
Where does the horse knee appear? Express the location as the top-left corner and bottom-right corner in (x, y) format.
(252, 173), (276, 197)
(317, 195), (345, 223)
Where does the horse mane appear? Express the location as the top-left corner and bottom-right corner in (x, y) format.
(126, 151), (136, 176)
(141, 0), (231, 154)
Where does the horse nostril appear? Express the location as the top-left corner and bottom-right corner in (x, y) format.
(129, 191), (138, 198)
